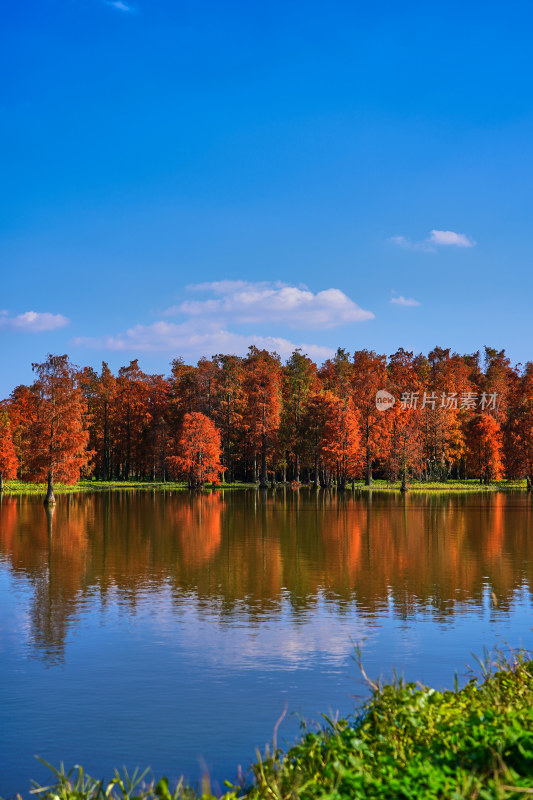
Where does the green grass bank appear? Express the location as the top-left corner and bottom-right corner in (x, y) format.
(1, 478), (528, 495)
(18, 652), (533, 800)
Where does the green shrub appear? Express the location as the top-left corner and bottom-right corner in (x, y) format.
(18, 651), (533, 800)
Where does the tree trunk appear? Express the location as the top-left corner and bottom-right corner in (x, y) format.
(125, 408), (131, 481)
(259, 435), (268, 488)
(102, 401), (109, 480)
(294, 453), (300, 483)
(44, 469), (56, 505)
(0, 473), (3, 493)
(314, 452), (319, 488)
(365, 445), (372, 486)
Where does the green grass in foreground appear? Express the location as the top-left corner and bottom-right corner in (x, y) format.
(18, 651), (533, 800)
(2, 479), (188, 495)
(1, 480), (258, 494)
(356, 478), (527, 492)
(1, 478), (528, 495)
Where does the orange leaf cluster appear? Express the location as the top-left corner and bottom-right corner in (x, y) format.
(167, 412), (223, 488)
(0, 411), (18, 488)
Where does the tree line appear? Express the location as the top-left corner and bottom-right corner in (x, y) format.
(1, 344), (532, 498)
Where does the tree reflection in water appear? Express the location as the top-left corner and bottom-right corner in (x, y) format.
(0, 490), (532, 664)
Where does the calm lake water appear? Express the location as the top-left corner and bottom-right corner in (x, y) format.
(1, 490), (533, 796)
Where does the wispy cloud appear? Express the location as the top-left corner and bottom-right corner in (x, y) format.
(74, 320), (335, 361)
(0, 311), (69, 332)
(104, 0), (136, 12)
(428, 230), (475, 247)
(75, 281), (373, 360)
(165, 280), (374, 328)
(390, 294), (420, 307)
(390, 235), (433, 252)
(391, 229), (476, 252)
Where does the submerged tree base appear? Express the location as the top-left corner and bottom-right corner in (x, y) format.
(20, 651), (533, 800)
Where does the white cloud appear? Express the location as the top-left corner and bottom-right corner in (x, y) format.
(390, 295), (420, 307)
(75, 281), (372, 361)
(0, 311), (69, 332)
(74, 319), (335, 361)
(391, 230), (475, 252)
(165, 280), (374, 328)
(428, 230), (475, 247)
(390, 235), (433, 253)
(105, 0), (136, 11)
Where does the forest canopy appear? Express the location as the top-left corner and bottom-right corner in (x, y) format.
(2, 345), (532, 489)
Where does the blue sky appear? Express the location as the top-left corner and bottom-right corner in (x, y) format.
(1, 0), (533, 395)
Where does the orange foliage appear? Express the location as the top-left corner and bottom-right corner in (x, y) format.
(28, 355), (90, 486)
(280, 349), (318, 481)
(3, 344), (531, 487)
(0, 411), (18, 487)
(303, 391), (360, 487)
(168, 412), (223, 487)
(320, 395), (361, 486)
(467, 413), (504, 482)
(420, 347), (473, 477)
(352, 350), (391, 484)
(386, 349), (424, 486)
(6, 384), (37, 477)
(213, 354), (245, 483)
(80, 362), (117, 480)
(243, 347), (282, 484)
(506, 363), (533, 487)
(115, 360), (151, 480)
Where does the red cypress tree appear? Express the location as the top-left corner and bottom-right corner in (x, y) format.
(506, 363), (533, 487)
(302, 391), (331, 487)
(213, 354), (245, 483)
(352, 350), (390, 485)
(387, 405), (424, 490)
(467, 413), (504, 483)
(29, 354), (90, 504)
(243, 347), (282, 487)
(0, 411), (19, 492)
(5, 385), (37, 478)
(321, 395), (361, 488)
(146, 374), (170, 481)
(386, 348), (424, 490)
(114, 360), (150, 480)
(80, 362), (117, 480)
(280, 349), (317, 483)
(168, 412), (222, 488)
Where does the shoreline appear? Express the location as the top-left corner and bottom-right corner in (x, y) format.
(12, 652), (533, 800)
(0, 478), (528, 495)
